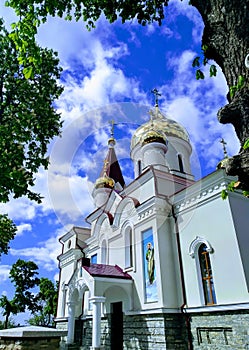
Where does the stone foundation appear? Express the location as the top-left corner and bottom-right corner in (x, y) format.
(123, 314), (187, 350)
(79, 313), (188, 350)
(190, 309), (249, 350)
(57, 310), (249, 349)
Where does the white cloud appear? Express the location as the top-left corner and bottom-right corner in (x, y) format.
(159, 49), (240, 173)
(0, 265), (10, 283)
(10, 227), (68, 272)
(0, 197), (37, 221)
(53, 272), (59, 282)
(16, 223), (32, 237)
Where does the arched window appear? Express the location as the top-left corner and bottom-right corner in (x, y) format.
(178, 154), (184, 173)
(138, 160), (142, 176)
(198, 244), (216, 305)
(91, 254), (97, 264)
(125, 227), (133, 269)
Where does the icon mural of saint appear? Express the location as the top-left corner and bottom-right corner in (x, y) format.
(146, 242), (155, 284)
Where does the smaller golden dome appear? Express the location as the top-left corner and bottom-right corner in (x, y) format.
(217, 157), (229, 170)
(94, 158), (115, 189)
(94, 174), (115, 189)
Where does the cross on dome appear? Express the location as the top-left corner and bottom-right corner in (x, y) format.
(151, 88), (161, 107)
(220, 138), (228, 158)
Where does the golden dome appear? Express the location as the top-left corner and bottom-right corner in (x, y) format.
(94, 174), (115, 189)
(140, 124), (167, 146)
(131, 108), (189, 150)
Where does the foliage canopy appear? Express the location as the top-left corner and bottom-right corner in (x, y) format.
(0, 259), (40, 328)
(0, 214), (16, 256)
(0, 260), (58, 328)
(0, 18), (63, 204)
(0, 17), (63, 255)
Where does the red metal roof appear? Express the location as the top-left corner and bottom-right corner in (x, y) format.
(83, 264), (132, 279)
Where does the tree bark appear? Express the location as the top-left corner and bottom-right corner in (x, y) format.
(4, 312), (10, 329)
(191, 0), (249, 189)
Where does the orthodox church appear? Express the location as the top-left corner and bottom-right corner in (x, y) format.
(55, 95), (249, 350)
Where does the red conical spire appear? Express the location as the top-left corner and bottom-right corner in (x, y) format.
(99, 120), (125, 190)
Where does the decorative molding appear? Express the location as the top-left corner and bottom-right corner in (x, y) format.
(189, 236), (214, 258)
(68, 273), (88, 301)
(186, 302), (249, 313)
(174, 180), (228, 214)
(113, 197), (138, 228)
(59, 249), (83, 268)
(137, 197), (171, 221)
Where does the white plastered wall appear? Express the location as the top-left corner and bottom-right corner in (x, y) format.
(177, 190), (249, 308)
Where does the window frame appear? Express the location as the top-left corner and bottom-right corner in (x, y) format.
(189, 237), (216, 306)
(198, 243), (216, 305)
(123, 223), (134, 271)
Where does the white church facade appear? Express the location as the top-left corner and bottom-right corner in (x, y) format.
(55, 101), (249, 350)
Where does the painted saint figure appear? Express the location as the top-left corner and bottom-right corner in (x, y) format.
(146, 242), (155, 284)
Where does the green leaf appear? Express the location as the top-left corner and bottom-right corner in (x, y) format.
(192, 56), (200, 68)
(237, 75), (245, 89)
(227, 181), (236, 192)
(202, 44), (208, 52)
(243, 139), (249, 150)
(229, 86), (237, 99)
(221, 189), (228, 200)
(23, 66), (33, 79)
(209, 64), (217, 77)
(196, 69), (205, 80)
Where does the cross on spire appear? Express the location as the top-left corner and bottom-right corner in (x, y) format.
(109, 119), (115, 137)
(108, 119), (116, 147)
(151, 88), (161, 107)
(220, 138), (228, 158)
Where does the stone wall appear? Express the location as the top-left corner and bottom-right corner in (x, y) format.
(0, 337), (60, 350)
(190, 310), (249, 350)
(123, 314), (188, 350)
(79, 313), (188, 350)
(58, 310), (249, 349)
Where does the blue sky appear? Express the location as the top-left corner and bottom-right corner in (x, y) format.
(0, 0), (239, 324)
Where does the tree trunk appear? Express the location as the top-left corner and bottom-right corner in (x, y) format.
(191, 0), (249, 189)
(4, 312), (10, 329)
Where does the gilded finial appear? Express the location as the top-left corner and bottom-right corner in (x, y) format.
(108, 119), (116, 147)
(220, 138), (228, 158)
